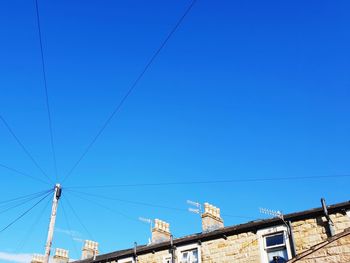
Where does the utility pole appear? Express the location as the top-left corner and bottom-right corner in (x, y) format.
(44, 184), (62, 263)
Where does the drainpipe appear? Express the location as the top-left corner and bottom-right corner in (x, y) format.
(134, 242), (138, 263)
(287, 221), (297, 258)
(321, 198), (335, 237)
(170, 235), (176, 263)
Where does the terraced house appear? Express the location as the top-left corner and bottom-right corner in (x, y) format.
(32, 199), (350, 263)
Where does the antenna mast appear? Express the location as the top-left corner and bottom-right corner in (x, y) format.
(44, 184), (62, 263)
(187, 200), (202, 215)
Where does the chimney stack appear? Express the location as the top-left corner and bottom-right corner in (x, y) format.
(152, 219), (171, 244)
(201, 202), (224, 232)
(82, 240), (99, 260)
(31, 254), (45, 263)
(53, 248), (69, 263)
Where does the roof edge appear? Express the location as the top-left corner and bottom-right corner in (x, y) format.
(74, 200), (350, 263)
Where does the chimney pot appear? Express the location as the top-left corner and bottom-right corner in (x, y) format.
(82, 240), (99, 260)
(201, 202), (224, 232)
(53, 248), (69, 263)
(151, 219), (171, 244)
(31, 254), (45, 263)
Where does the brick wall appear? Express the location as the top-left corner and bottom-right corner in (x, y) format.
(138, 249), (170, 263)
(88, 212), (350, 263)
(201, 232), (259, 263)
(137, 232), (260, 263)
(292, 213), (350, 253)
(289, 229), (350, 263)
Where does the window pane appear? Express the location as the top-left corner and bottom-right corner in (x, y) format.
(266, 233), (284, 247)
(192, 249), (198, 263)
(181, 248), (198, 263)
(267, 248), (288, 263)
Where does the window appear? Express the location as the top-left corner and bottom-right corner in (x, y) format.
(177, 244), (201, 263)
(257, 226), (291, 263)
(265, 233), (288, 263)
(181, 248), (198, 263)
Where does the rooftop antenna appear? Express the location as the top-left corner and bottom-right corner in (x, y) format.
(259, 207), (283, 219)
(259, 207), (290, 235)
(187, 200), (202, 215)
(139, 217), (153, 229)
(139, 217), (153, 244)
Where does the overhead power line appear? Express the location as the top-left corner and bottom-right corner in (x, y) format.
(0, 189), (51, 205)
(65, 174), (350, 190)
(34, 0), (58, 182)
(62, 0), (198, 184)
(0, 115), (53, 184)
(67, 189), (187, 212)
(63, 196), (95, 241)
(0, 189), (52, 214)
(67, 189), (256, 220)
(0, 190), (52, 234)
(61, 201), (80, 259)
(15, 194), (51, 252)
(0, 163), (50, 185)
(66, 191), (138, 223)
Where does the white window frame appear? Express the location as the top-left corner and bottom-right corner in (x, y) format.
(264, 232), (286, 250)
(117, 257), (135, 263)
(176, 243), (201, 263)
(257, 225), (292, 263)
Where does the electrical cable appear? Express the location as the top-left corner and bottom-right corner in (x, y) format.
(65, 174), (350, 190)
(0, 115), (53, 184)
(0, 189), (52, 205)
(34, 0), (58, 182)
(15, 194), (51, 252)
(63, 195), (96, 241)
(65, 191), (139, 223)
(0, 189), (52, 215)
(0, 163), (50, 185)
(0, 190), (52, 233)
(62, 0), (198, 184)
(67, 189), (187, 212)
(61, 199), (80, 259)
(66, 189), (256, 220)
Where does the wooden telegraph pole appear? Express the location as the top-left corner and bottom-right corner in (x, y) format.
(44, 184), (62, 263)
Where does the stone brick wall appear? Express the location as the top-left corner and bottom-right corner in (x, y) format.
(188, 213), (349, 263)
(288, 229), (350, 263)
(138, 249), (171, 263)
(292, 213), (350, 254)
(201, 232), (259, 263)
(101, 212), (350, 263)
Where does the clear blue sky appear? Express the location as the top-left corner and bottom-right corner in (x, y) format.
(0, 0), (349, 261)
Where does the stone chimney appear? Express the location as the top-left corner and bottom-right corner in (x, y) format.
(31, 254), (44, 263)
(53, 248), (69, 263)
(152, 219), (171, 244)
(201, 202), (224, 232)
(81, 240), (99, 260)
